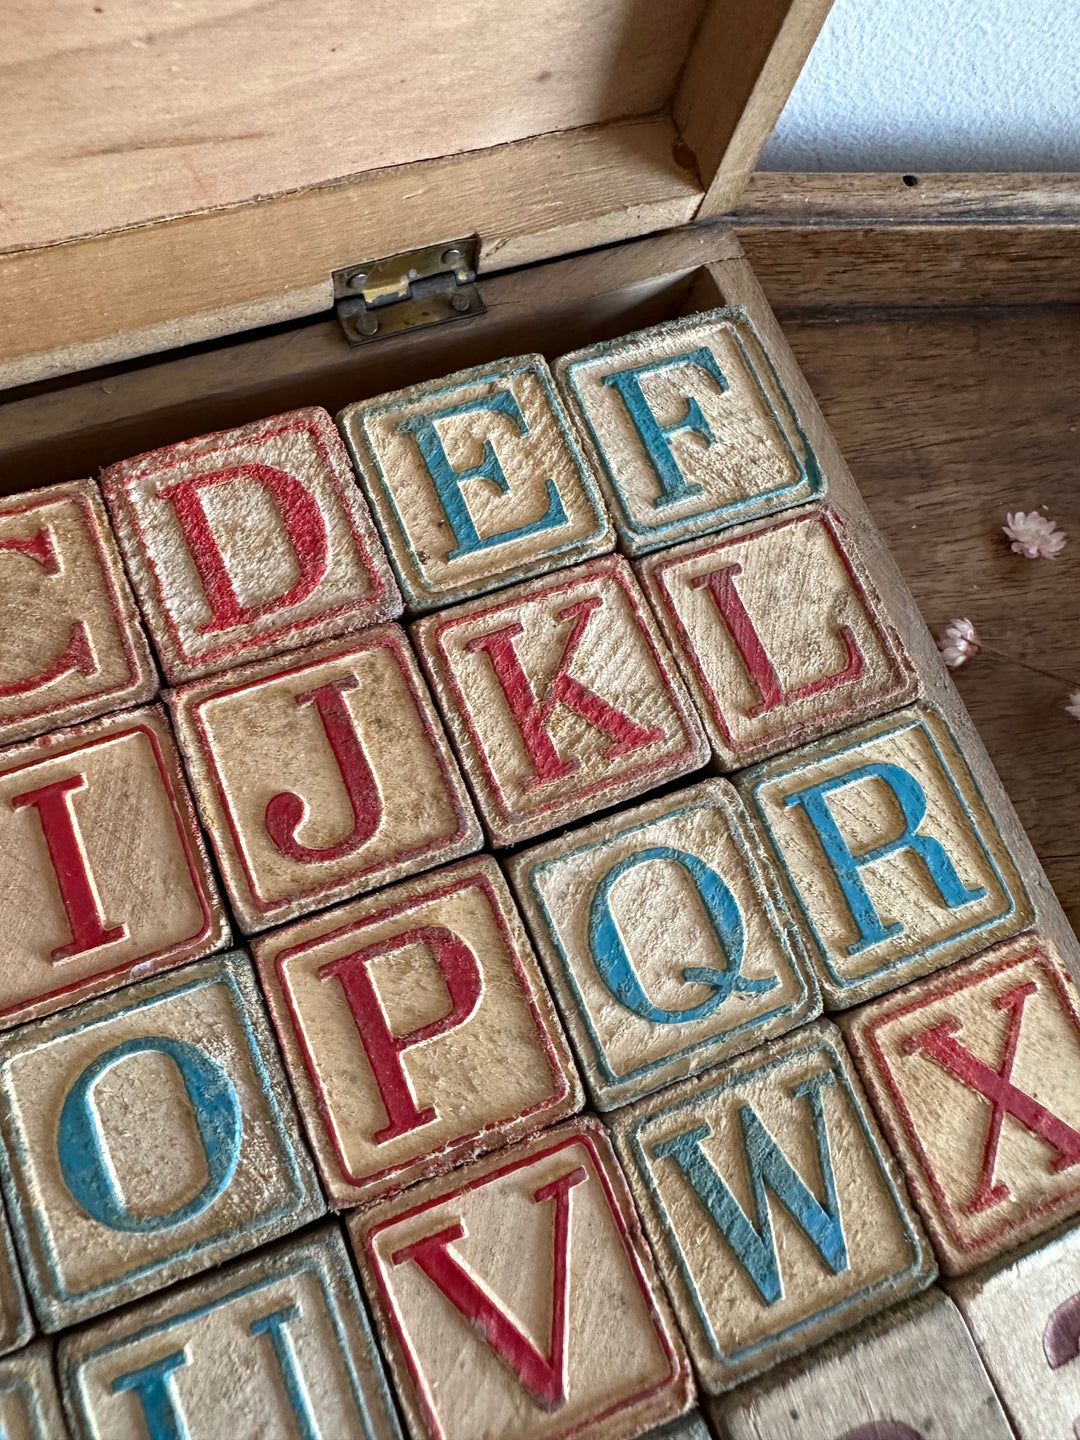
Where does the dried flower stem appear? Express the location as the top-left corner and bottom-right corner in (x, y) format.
(973, 643), (1080, 690)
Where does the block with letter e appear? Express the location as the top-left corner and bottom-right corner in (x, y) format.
(412, 554), (707, 847)
(349, 1117), (693, 1440)
(339, 355), (613, 612)
(610, 1020), (936, 1393)
(737, 703), (1034, 1009)
(843, 931), (1080, 1275)
(556, 307), (824, 556)
(102, 407), (401, 683)
(254, 855), (582, 1206)
(508, 777), (819, 1111)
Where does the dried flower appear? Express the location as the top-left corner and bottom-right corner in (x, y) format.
(1003, 510), (1067, 559)
(938, 618), (980, 669)
(1067, 691), (1080, 721)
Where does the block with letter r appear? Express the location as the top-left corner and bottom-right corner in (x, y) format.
(555, 307), (824, 556)
(610, 1020), (935, 1394)
(338, 356), (614, 612)
(736, 703), (1034, 1009)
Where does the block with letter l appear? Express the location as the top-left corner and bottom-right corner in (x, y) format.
(736, 702), (1034, 1009)
(610, 1020), (935, 1393)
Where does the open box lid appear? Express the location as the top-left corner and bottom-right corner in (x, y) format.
(1, 0), (829, 390)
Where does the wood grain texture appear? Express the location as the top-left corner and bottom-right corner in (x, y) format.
(732, 170), (1080, 224)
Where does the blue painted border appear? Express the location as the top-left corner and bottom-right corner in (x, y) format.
(0, 959), (316, 1321)
(624, 1036), (927, 1372)
(354, 357), (612, 609)
(743, 712), (1023, 992)
(64, 1251), (401, 1440)
(526, 790), (813, 1094)
(562, 311), (825, 547)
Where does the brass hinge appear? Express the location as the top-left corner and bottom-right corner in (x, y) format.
(333, 237), (485, 346)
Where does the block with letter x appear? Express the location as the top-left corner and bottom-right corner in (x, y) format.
(0, 480), (157, 746)
(339, 355), (613, 612)
(638, 504), (918, 770)
(254, 855), (582, 1206)
(843, 931), (1080, 1275)
(556, 307), (824, 556)
(610, 1020), (936, 1393)
(737, 703), (1034, 1009)
(170, 628), (482, 933)
(349, 1117), (693, 1440)
(103, 407), (402, 683)
(412, 554), (707, 847)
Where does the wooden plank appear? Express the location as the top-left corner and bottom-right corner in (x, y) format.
(733, 170), (1080, 223)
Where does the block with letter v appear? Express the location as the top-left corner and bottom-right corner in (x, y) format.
(843, 931), (1080, 1274)
(349, 1118), (693, 1440)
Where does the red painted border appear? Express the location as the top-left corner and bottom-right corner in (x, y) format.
(111, 413), (391, 670)
(651, 508), (910, 758)
(186, 630), (474, 916)
(861, 942), (1080, 1259)
(364, 1128), (683, 1440)
(427, 556), (702, 830)
(273, 867), (571, 1190)
(0, 488), (144, 730)
(0, 721), (214, 1023)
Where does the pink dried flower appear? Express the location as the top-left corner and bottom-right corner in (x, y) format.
(1003, 510), (1066, 559)
(938, 618), (980, 669)
(1067, 691), (1080, 721)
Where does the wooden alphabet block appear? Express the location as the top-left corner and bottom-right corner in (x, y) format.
(411, 555), (708, 847)
(170, 627), (482, 933)
(0, 1340), (71, 1440)
(0, 1198), (32, 1359)
(0, 706), (229, 1028)
(610, 1020), (936, 1394)
(254, 855), (582, 1206)
(58, 1223), (402, 1440)
(637, 505), (918, 770)
(949, 1219), (1080, 1438)
(710, 1289), (1014, 1440)
(102, 407), (402, 683)
(641, 1414), (711, 1440)
(338, 355), (613, 612)
(842, 931), (1080, 1275)
(0, 952), (323, 1330)
(736, 703), (1034, 1009)
(509, 777), (820, 1111)
(0, 480), (157, 748)
(555, 307), (824, 556)
(349, 1117), (693, 1440)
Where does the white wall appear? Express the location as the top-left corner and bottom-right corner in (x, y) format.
(760, 0), (1080, 172)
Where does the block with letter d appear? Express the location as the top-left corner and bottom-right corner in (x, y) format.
(610, 1021), (935, 1393)
(338, 356), (613, 612)
(254, 856), (582, 1207)
(737, 703), (1034, 1009)
(556, 307), (824, 556)
(103, 407), (402, 683)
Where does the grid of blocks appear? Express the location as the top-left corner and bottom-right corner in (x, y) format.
(0, 305), (1074, 1440)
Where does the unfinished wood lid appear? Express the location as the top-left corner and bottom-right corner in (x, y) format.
(1, 0), (830, 388)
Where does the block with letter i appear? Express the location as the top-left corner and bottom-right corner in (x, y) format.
(0, 952), (323, 1331)
(842, 931), (1080, 1275)
(556, 307), (824, 556)
(610, 1020), (936, 1393)
(58, 1224), (402, 1440)
(736, 702), (1034, 1009)
(508, 777), (820, 1111)
(349, 1117), (693, 1440)
(0, 1340), (72, 1440)
(170, 628), (482, 933)
(411, 554), (707, 847)
(254, 855), (582, 1206)
(0, 705), (229, 1028)
(637, 504), (919, 770)
(0, 480), (156, 746)
(102, 407), (402, 683)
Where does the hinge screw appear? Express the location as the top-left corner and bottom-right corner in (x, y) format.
(450, 292), (472, 313)
(442, 247), (463, 266)
(348, 270), (369, 290)
(353, 310), (379, 336)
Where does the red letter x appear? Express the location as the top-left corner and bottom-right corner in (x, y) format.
(466, 595), (665, 788)
(904, 981), (1080, 1214)
(391, 1165), (587, 1406)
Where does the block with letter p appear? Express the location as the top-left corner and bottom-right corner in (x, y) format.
(737, 703), (1034, 1009)
(103, 407), (401, 682)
